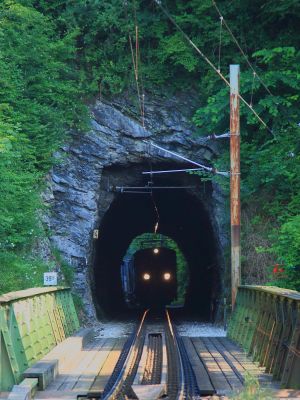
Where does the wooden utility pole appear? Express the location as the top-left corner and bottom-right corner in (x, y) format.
(230, 65), (241, 310)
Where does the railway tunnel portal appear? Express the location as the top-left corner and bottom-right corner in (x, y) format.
(92, 165), (222, 320)
(46, 93), (229, 322)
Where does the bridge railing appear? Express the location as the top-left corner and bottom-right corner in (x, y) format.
(0, 287), (80, 391)
(228, 285), (300, 388)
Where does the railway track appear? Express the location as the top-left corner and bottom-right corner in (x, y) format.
(99, 309), (200, 400)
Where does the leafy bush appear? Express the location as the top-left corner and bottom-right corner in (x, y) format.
(193, 45), (300, 289)
(267, 216), (300, 291)
(0, 252), (49, 294)
(0, 1), (87, 294)
(0, 1), (88, 169)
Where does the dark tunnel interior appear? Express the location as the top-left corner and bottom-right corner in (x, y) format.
(92, 166), (222, 320)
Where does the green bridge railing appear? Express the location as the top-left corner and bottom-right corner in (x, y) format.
(228, 285), (300, 389)
(0, 287), (80, 391)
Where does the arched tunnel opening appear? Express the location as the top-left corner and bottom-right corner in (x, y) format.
(91, 163), (223, 321)
(121, 233), (189, 308)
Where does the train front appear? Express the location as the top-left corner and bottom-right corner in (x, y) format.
(134, 247), (177, 307)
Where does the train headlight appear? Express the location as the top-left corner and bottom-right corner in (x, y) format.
(153, 248), (159, 254)
(163, 272), (171, 281)
(143, 273), (151, 280)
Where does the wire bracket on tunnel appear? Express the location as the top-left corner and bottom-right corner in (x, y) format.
(142, 167), (230, 177)
(109, 182), (197, 194)
(142, 140), (230, 177)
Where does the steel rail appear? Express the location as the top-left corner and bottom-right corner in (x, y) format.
(166, 309), (185, 400)
(101, 309), (191, 400)
(101, 309), (148, 400)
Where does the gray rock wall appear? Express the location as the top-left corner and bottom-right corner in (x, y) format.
(43, 92), (229, 321)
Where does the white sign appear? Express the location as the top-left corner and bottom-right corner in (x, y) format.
(44, 272), (58, 286)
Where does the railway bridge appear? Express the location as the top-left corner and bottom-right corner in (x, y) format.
(0, 285), (299, 399)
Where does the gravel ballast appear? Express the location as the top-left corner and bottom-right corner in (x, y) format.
(176, 321), (226, 337)
(93, 321), (136, 338)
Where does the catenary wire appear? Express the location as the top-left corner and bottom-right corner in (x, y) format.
(154, 0), (274, 136)
(218, 15), (223, 72)
(126, 1), (145, 127)
(211, 0), (273, 96)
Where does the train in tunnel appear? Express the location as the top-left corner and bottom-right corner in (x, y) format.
(121, 247), (177, 307)
(121, 254), (136, 304)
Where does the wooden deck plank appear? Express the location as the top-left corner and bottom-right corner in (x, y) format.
(219, 338), (276, 388)
(33, 388), (300, 400)
(219, 338), (263, 375)
(32, 334), (280, 399)
(45, 340), (96, 391)
(210, 337), (246, 378)
(182, 337), (215, 395)
(58, 339), (106, 391)
(202, 338), (243, 391)
(33, 336), (118, 398)
(47, 329), (93, 371)
(72, 338), (118, 392)
(42, 338), (114, 393)
(88, 338), (126, 394)
(34, 390), (84, 399)
(192, 338), (232, 395)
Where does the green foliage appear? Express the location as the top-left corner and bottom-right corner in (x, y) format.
(193, 44), (300, 289)
(0, 252), (49, 294)
(230, 373), (273, 399)
(268, 216), (300, 290)
(0, 129), (40, 251)
(72, 293), (85, 316)
(0, 0), (87, 294)
(193, 47), (300, 137)
(0, 1), (88, 169)
(19, 0), (240, 93)
(52, 248), (74, 286)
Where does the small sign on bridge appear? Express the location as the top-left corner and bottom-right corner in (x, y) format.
(44, 272), (58, 286)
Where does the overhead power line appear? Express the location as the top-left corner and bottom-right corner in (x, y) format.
(153, 0), (273, 135)
(211, 0), (273, 97)
(126, 0), (145, 127)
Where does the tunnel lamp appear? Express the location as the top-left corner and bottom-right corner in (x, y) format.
(153, 248), (159, 254)
(163, 272), (171, 281)
(143, 273), (151, 280)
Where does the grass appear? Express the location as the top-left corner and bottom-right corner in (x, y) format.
(230, 374), (273, 400)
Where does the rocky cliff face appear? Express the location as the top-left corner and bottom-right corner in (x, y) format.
(43, 92), (229, 321)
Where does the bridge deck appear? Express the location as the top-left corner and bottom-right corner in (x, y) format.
(34, 337), (126, 400)
(29, 335), (281, 400)
(183, 336), (279, 396)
